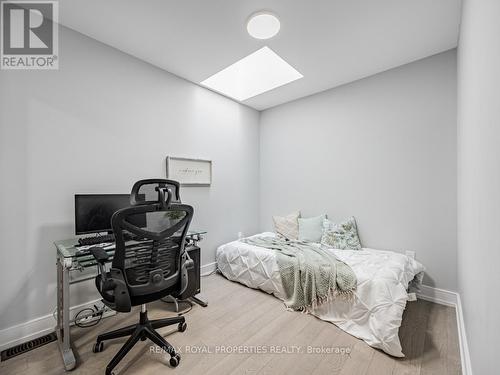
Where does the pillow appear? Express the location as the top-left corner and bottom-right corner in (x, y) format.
(323, 218), (337, 231)
(273, 211), (300, 240)
(298, 214), (326, 242)
(321, 216), (362, 250)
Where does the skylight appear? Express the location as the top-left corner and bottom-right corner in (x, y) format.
(200, 46), (303, 102)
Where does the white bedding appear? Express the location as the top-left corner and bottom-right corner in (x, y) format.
(216, 232), (425, 357)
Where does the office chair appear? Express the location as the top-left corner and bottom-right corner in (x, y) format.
(89, 180), (194, 375)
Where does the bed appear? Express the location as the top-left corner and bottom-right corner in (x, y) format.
(216, 232), (425, 357)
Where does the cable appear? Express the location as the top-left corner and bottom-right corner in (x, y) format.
(160, 298), (193, 316)
(201, 266), (219, 277)
(59, 267), (216, 327)
(74, 305), (104, 328)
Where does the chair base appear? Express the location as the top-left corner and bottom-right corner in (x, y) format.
(93, 305), (186, 375)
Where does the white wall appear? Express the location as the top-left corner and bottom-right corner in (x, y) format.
(260, 50), (457, 291)
(457, 1), (500, 374)
(0, 27), (260, 332)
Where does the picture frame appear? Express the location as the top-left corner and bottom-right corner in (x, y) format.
(166, 156), (212, 186)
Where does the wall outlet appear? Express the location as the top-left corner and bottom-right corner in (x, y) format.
(405, 250), (415, 259)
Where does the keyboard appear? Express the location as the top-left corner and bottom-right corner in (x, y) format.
(75, 243), (115, 256)
(75, 233), (134, 256)
(78, 234), (116, 246)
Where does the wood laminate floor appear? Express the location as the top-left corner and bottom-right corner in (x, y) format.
(0, 274), (461, 375)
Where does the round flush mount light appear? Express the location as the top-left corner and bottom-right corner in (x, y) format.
(246, 11), (280, 40)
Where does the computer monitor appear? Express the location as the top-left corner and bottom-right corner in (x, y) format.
(75, 194), (146, 235)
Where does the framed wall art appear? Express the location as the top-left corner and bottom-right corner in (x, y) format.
(166, 156), (212, 186)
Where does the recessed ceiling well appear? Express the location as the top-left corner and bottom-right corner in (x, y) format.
(201, 46), (303, 101)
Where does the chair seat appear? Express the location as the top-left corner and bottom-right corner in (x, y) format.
(96, 273), (179, 309)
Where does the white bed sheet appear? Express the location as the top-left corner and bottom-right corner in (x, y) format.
(216, 232), (425, 357)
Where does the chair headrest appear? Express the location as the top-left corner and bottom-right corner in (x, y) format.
(130, 179), (181, 207)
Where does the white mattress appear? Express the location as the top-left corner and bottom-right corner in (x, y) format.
(216, 232), (425, 357)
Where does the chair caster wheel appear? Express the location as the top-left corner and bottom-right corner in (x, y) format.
(169, 353), (181, 367)
(178, 322), (187, 332)
(93, 341), (104, 353)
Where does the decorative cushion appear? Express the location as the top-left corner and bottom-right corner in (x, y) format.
(298, 214), (326, 242)
(273, 211), (300, 240)
(321, 216), (362, 250)
(323, 218), (337, 231)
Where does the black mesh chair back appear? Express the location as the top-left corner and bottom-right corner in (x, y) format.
(110, 192), (193, 304)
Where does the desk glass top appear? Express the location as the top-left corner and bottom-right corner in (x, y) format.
(55, 230), (207, 259)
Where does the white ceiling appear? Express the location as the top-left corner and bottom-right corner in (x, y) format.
(59, 0), (461, 111)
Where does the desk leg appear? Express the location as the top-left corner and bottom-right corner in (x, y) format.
(56, 257), (76, 371)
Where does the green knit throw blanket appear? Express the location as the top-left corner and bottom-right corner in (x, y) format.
(241, 236), (357, 311)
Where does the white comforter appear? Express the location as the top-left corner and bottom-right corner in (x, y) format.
(216, 232), (425, 357)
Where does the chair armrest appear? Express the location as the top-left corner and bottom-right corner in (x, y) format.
(89, 247), (110, 264)
(96, 268), (132, 313)
(108, 268), (132, 312)
(184, 252), (194, 270)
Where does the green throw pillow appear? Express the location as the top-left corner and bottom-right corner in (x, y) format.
(321, 216), (362, 250)
(298, 214), (326, 242)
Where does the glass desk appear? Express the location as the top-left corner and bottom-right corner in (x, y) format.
(55, 230), (207, 269)
(54, 230), (206, 371)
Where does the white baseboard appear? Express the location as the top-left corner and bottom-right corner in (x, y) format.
(417, 285), (472, 375)
(0, 312), (55, 353)
(417, 284), (458, 306)
(455, 293), (473, 375)
(0, 262), (217, 353)
(200, 261), (217, 276)
(0, 298), (104, 352)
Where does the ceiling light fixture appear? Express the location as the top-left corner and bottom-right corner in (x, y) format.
(246, 11), (280, 40)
